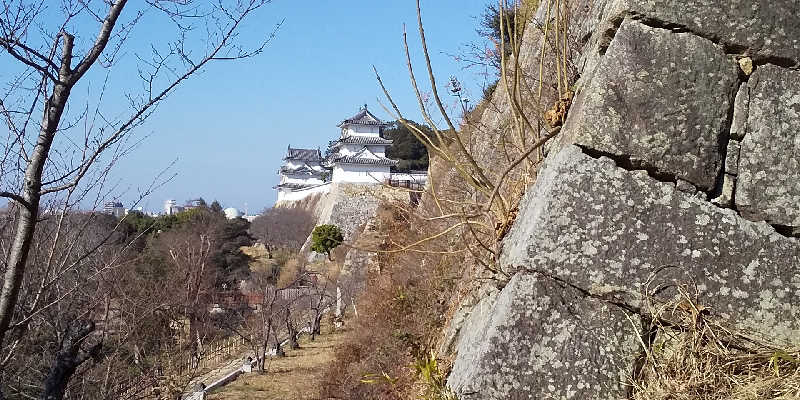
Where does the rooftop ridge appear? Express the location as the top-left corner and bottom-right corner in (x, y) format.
(337, 104), (387, 127)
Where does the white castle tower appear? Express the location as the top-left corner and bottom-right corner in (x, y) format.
(275, 146), (327, 202)
(324, 104), (397, 183)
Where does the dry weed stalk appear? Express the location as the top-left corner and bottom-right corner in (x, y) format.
(323, 4), (578, 392)
(370, 0), (574, 275)
(631, 285), (800, 400)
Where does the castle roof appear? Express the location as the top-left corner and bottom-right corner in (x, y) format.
(331, 156), (397, 166)
(330, 136), (393, 147)
(284, 146), (322, 161)
(279, 164), (324, 175)
(326, 146), (398, 167)
(337, 105), (387, 127)
(273, 182), (328, 190)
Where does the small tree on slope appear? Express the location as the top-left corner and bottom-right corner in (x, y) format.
(311, 224), (344, 261)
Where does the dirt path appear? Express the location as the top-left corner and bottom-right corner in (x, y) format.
(206, 326), (347, 400)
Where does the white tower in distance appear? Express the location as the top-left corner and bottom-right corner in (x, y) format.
(324, 104), (397, 184)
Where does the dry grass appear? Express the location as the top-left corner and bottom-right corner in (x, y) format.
(318, 204), (466, 400)
(241, 245), (278, 274)
(206, 324), (348, 400)
(632, 288), (800, 400)
(276, 257), (302, 288)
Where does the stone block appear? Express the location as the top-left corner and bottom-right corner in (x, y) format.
(438, 287), (498, 357)
(738, 57), (754, 76)
(501, 145), (800, 346)
(563, 20), (738, 190)
(447, 272), (641, 400)
(629, 0), (800, 64)
(735, 65), (800, 228)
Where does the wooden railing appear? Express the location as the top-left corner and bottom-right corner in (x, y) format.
(114, 287), (322, 398)
(387, 179), (425, 191)
(115, 335), (248, 399)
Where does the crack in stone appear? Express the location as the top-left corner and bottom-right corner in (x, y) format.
(522, 267), (671, 389)
(576, 145), (678, 184)
(627, 13), (799, 68)
(598, 13), (626, 56)
(769, 223), (799, 238)
(708, 78), (743, 203)
(574, 145), (798, 239)
(524, 267), (643, 315)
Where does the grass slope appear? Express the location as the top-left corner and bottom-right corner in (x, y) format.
(206, 325), (349, 400)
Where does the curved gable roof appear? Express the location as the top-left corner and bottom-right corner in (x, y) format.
(337, 105), (387, 127)
(284, 146), (322, 161)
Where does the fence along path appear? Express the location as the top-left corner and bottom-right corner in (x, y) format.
(116, 335), (249, 399)
(117, 286), (320, 398)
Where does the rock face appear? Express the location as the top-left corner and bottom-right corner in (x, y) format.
(444, 0), (800, 398)
(338, 216), (382, 303)
(448, 146), (800, 399)
(628, 0), (800, 64)
(565, 20), (738, 190)
(501, 146), (800, 345)
(448, 272), (641, 400)
(314, 184), (383, 240)
(735, 65), (800, 228)
(299, 183), (398, 259)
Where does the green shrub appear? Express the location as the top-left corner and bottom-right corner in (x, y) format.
(310, 224), (344, 260)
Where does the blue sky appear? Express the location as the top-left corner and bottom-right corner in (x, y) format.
(30, 1), (494, 214)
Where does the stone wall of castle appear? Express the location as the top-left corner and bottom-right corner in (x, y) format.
(445, 1), (800, 398)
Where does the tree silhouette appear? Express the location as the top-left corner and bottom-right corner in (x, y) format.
(384, 120), (433, 172)
(310, 225), (344, 261)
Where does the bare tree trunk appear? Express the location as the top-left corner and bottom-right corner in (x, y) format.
(40, 321), (101, 400)
(0, 81), (68, 348)
(311, 313), (322, 340)
(0, 0), (127, 353)
(258, 339), (268, 372)
(285, 308), (298, 350)
(271, 325), (284, 358)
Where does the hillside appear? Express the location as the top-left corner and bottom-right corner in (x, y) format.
(313, 1), (800, 399)
(207, 324), (347, 400)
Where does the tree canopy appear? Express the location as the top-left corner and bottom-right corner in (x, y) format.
(210, 200), (224, 214)
(478, 3), (526, 73)
(384, 120), (434, 172)
(310, 224), (344, 261)
(249, 207), (315, 253)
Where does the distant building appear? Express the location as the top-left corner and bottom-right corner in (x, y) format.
(223, 207), (242, 220)
(103, 201), (125, 218)
(275, 147), (328, 202)
(164, 199), (184, 215)
(184, 199), (205, 210)
(272, 104), (422, 203)
(324, 104), (397, 183)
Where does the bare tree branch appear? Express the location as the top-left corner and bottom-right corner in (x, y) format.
(0, 191), (31, 210)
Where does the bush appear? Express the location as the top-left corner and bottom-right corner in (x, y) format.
(310, 224), (344, 261)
